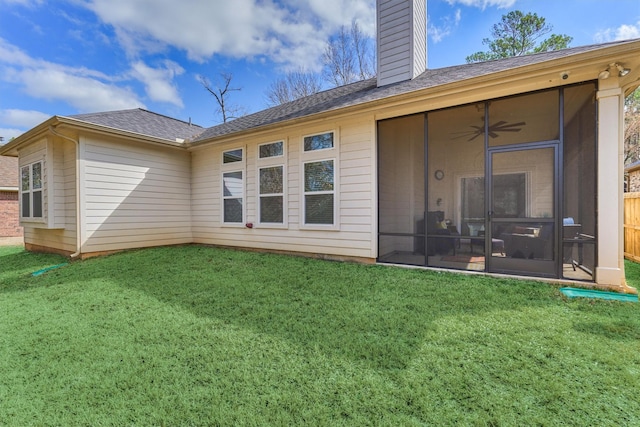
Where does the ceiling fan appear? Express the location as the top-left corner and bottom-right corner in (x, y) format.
(452, 120), (526, 141)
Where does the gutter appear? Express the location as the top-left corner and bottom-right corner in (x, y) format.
(49, 126), (82, 259)
(1, 116), (186, 157)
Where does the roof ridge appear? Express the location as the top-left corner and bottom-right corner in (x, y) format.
(70, 108), (203, 129)
(136, 108), (203, 128)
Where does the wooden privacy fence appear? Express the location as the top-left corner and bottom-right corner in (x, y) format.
(624, 192), (640, 262)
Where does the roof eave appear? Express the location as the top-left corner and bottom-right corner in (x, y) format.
(55, 116), (188, 148)
(0, 116), (187, 156)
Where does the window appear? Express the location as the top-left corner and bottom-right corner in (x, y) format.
(222, 148), (244, 224)
(223, 149), (243, 163)
(259, 166), (284, 223)
(259, 141), (283, 158)
(301, 131), (336, 227)
(304, 160), (334, 225)
(304, 132), (333, 151)
(21, 161), (43, 219)
(257, 141), (285, 225)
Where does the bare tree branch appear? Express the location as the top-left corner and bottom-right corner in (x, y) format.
(322, 25), (355, 87)
(351, 21), (375, 80)
(322, 21), (375, 87)
(265, 68), (322, 106)
(198, 72), (246, 123)
(265, 21), (375, 105)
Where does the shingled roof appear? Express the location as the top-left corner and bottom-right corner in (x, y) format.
(192, 39), (638, 143)
(69, 108), (204, 142)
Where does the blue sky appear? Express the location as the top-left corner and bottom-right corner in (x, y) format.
(1, 0), (639, 140)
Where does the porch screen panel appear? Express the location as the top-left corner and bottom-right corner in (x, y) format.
(377, 115), (425, 266)
(489, 90), (559, 147)
(427, 104), (484, 270)
(562, 82), (597, 281)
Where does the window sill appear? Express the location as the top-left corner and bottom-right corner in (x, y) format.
(20, 218), (46, 224)
(20, 218), (57, 229)
(221, 223), (246, 228)
(255, 223), (288, 230)
(300, 224), (340, 232)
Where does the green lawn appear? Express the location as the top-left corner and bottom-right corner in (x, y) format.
(1, 245), (638, 426)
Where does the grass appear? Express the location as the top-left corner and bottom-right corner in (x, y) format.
(1, 244), (639, 426)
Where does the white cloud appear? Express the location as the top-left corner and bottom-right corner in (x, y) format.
(428, 9), (462, 43)
(445, 0), (516, 9)
(130, 60), (184, 107)
(0, 109), (50, 128)
(617, 24), (640, 40)
(0, 127), (24, 141)
(301, 0), (376, 35)
(595, 21), (640, 42)
(16, 68), (145, 112)
(83, 0), (375, 69)
(0, 38), (145, 112)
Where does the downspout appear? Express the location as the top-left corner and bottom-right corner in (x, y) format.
(49, 126), (82, 258)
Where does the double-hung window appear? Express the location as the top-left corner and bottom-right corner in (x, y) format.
(301, 131), (336, 227)
(21, 161), (43, 220)
(257, 141), (285, 225)
(221, 148), (244, 224)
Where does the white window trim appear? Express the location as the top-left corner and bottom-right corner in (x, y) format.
(257, 140), (287, 228)
(221, 147), (245, 226)
(20, 160), (45, 223)
(300, 129), (339, 230)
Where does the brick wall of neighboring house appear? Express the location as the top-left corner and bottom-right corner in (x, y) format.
(0, 191), (22, 237)
(0, 156), (23, 237)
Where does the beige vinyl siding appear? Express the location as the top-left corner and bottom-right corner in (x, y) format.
(52, 139), (76, 229)
(20, 138), (77, 252)
(191, 116), (376, 259)
(44, 139), (77, 251)
(81, 136), (192, 253)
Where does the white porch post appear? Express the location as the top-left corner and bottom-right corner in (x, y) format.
(596, 84), (635, 292)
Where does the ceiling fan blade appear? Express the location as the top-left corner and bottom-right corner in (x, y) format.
(452, 120), (527, 141)
(496, 122), (525, 128)
(489, 121), (507, 129)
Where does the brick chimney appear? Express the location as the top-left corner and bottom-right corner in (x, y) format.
(376, 0), (427, 87)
